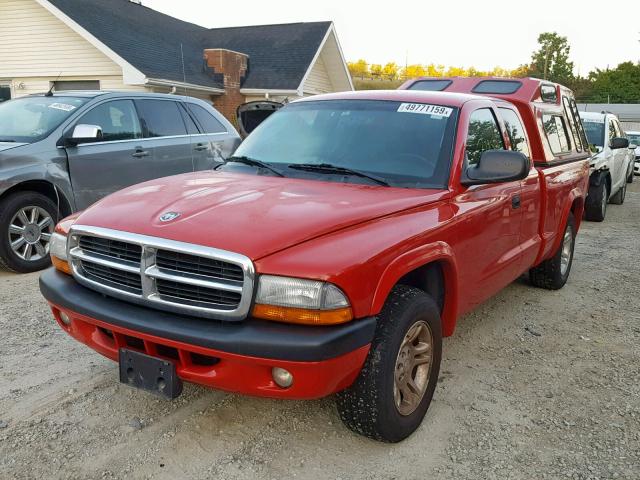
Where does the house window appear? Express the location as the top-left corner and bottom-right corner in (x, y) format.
(0, 85), (11, 103)
(53, 80), (100, 91)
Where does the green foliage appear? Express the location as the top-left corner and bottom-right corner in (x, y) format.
(584, 62), (640, 103)
(527, 32), (574, 84)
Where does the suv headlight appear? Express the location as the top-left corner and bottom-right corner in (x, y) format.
(252, 275), (352, 325)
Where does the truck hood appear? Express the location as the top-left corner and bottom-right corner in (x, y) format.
(76, 171), (447, 260)
(0, 142), (27, 152)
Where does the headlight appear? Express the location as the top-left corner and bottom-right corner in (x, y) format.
(252, 275), (352, 325)
(49, 215), (78, 275)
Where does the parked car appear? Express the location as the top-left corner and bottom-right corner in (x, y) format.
(40, 78), (589, 443)
(625, 130), (640, 176)
(0, 91), (240, 272)
(579, 111), (634, 221)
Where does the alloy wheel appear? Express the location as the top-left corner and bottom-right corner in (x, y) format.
(393, 320), (433, 416)
(559, 227), (573, 277)
(8, 206), (54, 262)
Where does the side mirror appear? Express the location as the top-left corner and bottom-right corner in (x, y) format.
(610, 137), (629, 149)
(461, 150), (529, 186)
(66, 124), (103, 146)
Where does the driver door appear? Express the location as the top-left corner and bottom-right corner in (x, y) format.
(453, 107), (525, 310)
(65, 99), (150, 209)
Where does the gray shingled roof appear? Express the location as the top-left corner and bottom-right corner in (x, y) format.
(47, 0), (331, 90)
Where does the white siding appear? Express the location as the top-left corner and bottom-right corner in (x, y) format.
(303, 56), (333, 94)
(0, 0), (134, 97)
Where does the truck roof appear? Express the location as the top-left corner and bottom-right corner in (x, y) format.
(294, 89), (484, 108)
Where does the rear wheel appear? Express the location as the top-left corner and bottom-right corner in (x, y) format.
(0, 192), (58, 273)
(529, 213), (576, 290)
(336, 285), (442, 442)
(584, 179), (608, 222)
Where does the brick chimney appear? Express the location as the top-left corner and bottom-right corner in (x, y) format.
(204, 49), (248, 126)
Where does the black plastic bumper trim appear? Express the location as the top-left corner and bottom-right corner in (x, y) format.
(39, 269), (376, 362)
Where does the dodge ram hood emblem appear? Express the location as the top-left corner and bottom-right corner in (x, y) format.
(159, 212), (181, 222)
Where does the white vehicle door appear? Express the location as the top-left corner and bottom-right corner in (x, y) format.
(606, 118), (622, 191)
(611, 119), (629, 189)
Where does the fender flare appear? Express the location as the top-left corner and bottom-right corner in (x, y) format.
(371, 241), (459, 337)
(552, 187), (584, 253)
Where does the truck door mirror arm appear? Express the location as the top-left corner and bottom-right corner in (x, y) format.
(461, 150), (530, 186)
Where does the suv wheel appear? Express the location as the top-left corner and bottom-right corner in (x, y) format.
(584, 179), (608, 222)
(529, 213), (576, 290)
(0, 192), (58, 273)
(336, 285), (442, 442)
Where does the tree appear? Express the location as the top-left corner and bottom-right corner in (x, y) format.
(370, 64), (383, 77)
(382, 62), (399, 80)
(347, 59), (368, 78)
(585, 62), (640, 103)
(527, 32), (574, 84)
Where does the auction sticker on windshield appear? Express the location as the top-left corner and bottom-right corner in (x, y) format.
(48, 103), (77, 112)
(397, 103), (453, 117)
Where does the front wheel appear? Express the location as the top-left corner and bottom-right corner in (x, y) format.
(0, 192), (58, 273)
(529, 213), (576, 290)
(336, 285), (442, 442)
(584, 179), (608, 222)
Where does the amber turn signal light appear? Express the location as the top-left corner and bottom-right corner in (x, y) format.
(252, 304), (353, 325)
(51, 254), (72, 275)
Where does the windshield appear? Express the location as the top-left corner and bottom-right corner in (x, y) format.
(581, 118), (605, 147)
(627, 134), (640, 146)
(231, 99), (458, 189)
(0, 96), (88, 143)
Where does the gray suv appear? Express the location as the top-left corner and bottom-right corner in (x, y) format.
(0, 91), (240, 272)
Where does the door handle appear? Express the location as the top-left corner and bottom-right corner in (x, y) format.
(194, 143), (208, 151)
(511, 194), (521, 209)
(132, 148), (149, 158)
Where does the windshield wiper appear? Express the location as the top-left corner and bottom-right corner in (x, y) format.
(224, 156), (285, 177)
(288, 163), (389, 186)
(0, 139), (16, 143)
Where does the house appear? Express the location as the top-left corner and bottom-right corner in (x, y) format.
(0, 0), (353, 123)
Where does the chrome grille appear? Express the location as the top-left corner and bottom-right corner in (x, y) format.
(156, 250), (244, 282)
(68, 225), (254, 321)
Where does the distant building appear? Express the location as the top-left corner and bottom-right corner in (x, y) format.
(0, 0), (353, 125)
(577, 104), (640, 131)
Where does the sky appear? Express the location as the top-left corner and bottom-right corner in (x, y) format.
(144, 0), (640, 75)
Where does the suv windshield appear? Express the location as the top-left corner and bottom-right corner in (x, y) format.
(581, 118), (605, 147)
(231, 99), (458, 189)
(627, 134), (640, 146)
(0, 96), (88, 143)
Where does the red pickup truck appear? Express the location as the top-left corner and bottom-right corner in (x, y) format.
(40, 77), (590, 442)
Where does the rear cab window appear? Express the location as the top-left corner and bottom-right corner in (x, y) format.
(499, 108), (530, 157)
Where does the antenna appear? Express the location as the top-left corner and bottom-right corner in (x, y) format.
(45, 71), (62, 97)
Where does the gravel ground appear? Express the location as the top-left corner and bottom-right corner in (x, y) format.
(1, 182), (639, 480)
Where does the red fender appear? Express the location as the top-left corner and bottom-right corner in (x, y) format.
(371, 241), (459, 337)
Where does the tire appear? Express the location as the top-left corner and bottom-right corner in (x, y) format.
(0, 192), (59, 273)
(584, 179), (608, 222)
(529, 213), (576, 290)
(610, 181), (626, 205)
(336, 285), (442, 443)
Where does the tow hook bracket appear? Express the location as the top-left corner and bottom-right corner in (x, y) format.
(118, 348), (183, 400)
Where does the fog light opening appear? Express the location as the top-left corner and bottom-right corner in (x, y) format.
(272, 367), (293, 388)
(59, 311), (72, 326)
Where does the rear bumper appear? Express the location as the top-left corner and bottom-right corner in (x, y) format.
(39, 269), (375, 399)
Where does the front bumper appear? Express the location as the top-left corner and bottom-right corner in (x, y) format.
(39, 269), (375, 399)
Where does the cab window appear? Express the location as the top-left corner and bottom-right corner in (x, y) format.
(542, 114), (571, 154)
(499, 108), (530, 157)
(563, 97), (583, 152)
(77, 100), (142, 142)
(466, 108), (504, 165)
